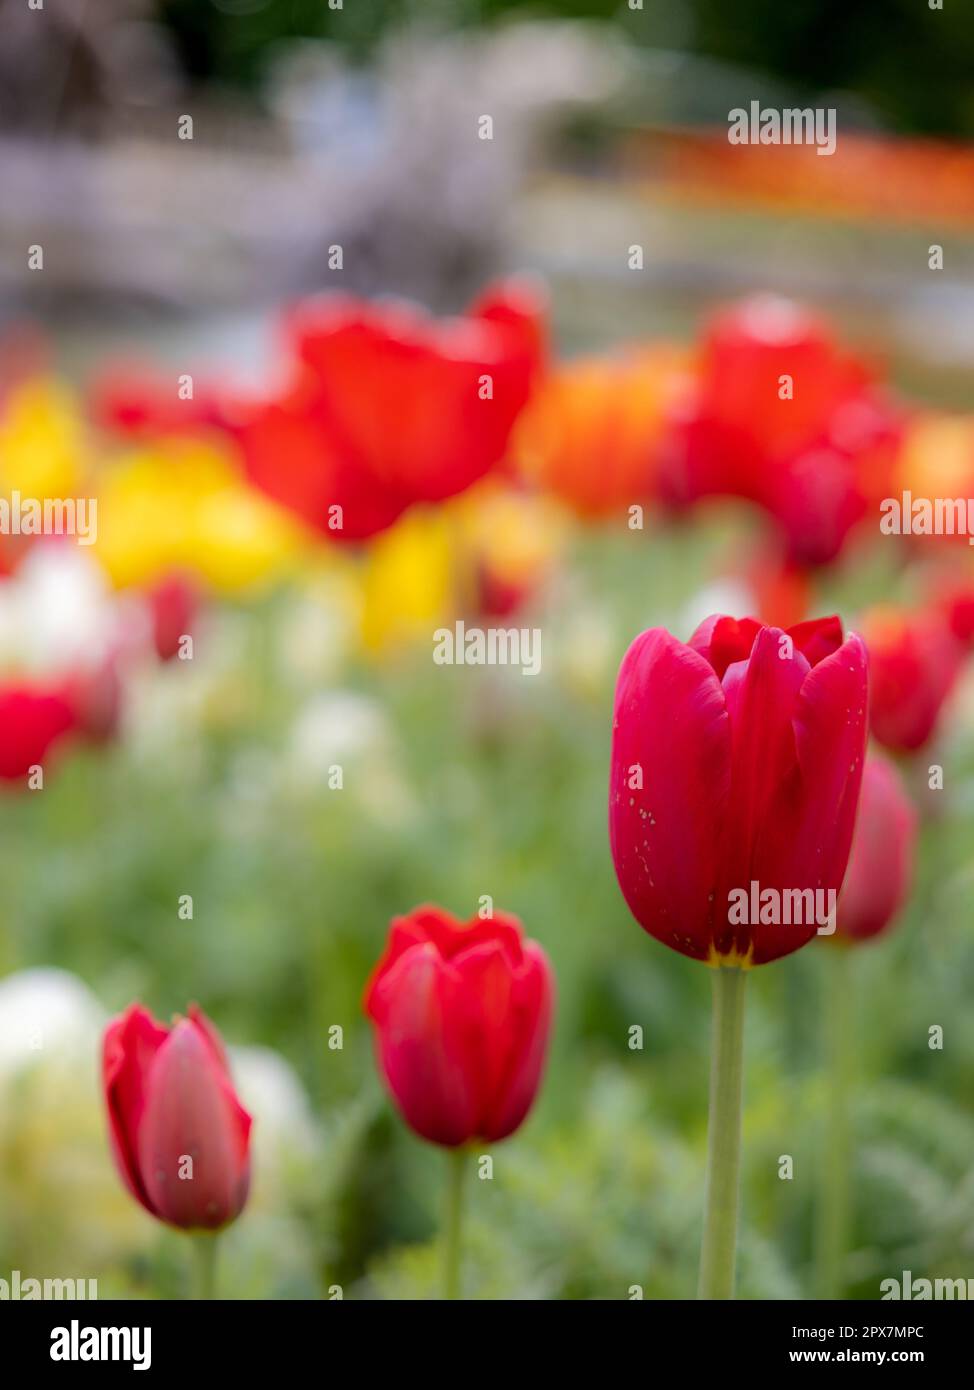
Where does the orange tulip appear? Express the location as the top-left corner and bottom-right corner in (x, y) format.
(512, 347), (690, 519)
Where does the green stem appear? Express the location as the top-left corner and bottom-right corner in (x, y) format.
(698, 966), (748, 1300)
(442, 1148), (467, 1300)
(816, 946), (853, 1299)
(192, 1233), (219, 1301)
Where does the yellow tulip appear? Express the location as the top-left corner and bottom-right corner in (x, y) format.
(93, 438), (308, 594)
(0, 378), (88, 499)
(359, 506), (455, 655)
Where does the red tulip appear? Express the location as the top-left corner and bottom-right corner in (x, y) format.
(836, 755), (916, 942)
(475, 563), (531, 620)
(147, 571), (198, 662)
(364, 904), (554, 1147)
(103, 1003), (252, 1231)
(659, 297), (900, 567)
(0, 685), (76, 782)
(609, 614), (868, 965)
(861, 606), (965, 752)
(931, 574), (974, 648)
(236, 280), (545, 542)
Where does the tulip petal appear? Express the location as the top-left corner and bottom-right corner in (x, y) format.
(411, 904), (524, 964)
(716, 627), (810, 958)
(362, 905), (526, 1018)
(367, 942), (480, 1146)
(791, 632), (869, 888)
(291, 303), (528, 504)
(609, 628), (731, 962)
(102, 1004), (170, 1216)
(449, 937), (516, 1129)
(137, 1018), (252, 1230)
(187, 1002), (232, 1071)
(237, 395), (409, 541)
(361, 910), (441, 1014)
(688, 614), (762, 678)
(746, 633), (868, 963)
(787, 615), (844, 667)
(436, 912), (525, 965)
(481, 941), (554, 1142)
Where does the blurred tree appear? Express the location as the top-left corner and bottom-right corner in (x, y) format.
(688, 0), (974, 138)
(156, 0), (974, 139)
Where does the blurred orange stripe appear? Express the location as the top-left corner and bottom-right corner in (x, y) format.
(625, 128), (974, 228)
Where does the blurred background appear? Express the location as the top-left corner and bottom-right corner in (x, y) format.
(1, 0), (974, 1300)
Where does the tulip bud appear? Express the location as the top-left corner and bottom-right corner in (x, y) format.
(835, 754), (916, 942)
(147, 571), (198, 662)
(364, 905), (554, 1147)
(933, 577), (974, 648)
(861, 606), (964, 752)
(609, 614), (868, 966)
(103, 1004), (252, 1231)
